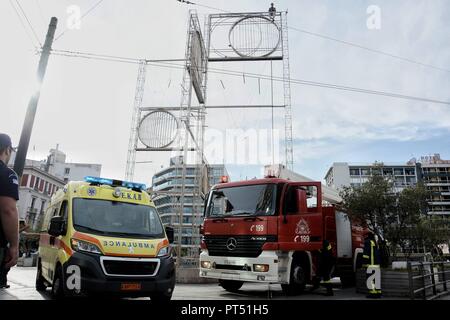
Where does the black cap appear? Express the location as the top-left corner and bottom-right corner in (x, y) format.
(0, 133), (14, 150)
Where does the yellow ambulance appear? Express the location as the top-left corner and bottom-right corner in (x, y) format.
(36, 176), (175, 300)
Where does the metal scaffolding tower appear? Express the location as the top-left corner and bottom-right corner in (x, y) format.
(125, 60), (147, 181)
(125, 8), (294, 274)
(125, 11), (208, 269)
(205, 10), (294, 169)
(176, 10), (208, 267)
(281, 12), (294, 170)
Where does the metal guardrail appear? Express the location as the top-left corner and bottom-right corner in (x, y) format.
(407, 261), (450, 300)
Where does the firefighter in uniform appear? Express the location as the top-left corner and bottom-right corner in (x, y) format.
(311, 240), (335, 296)
(363, 231), (382, 298)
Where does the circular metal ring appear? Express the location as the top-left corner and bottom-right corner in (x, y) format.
(228, 15), (281, 58)
(138, 110), (180, 149)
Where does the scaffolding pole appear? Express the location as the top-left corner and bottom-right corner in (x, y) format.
(125, 60), (147, 181)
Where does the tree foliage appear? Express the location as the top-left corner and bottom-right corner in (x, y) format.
(340, 172), (450, 260)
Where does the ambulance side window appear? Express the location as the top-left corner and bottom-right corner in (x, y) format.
(52, 202), (61, 217)
(42, 205), (55, 232)
(59, 200), (68, 220)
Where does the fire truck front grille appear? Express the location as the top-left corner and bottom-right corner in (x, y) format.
(203, 235), (277, 258)
(215, 264), (251, 271)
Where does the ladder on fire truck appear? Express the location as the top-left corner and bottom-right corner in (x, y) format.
(264, 164), (342, 205)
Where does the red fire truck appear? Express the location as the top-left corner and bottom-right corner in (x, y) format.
(199, 165), (365, 294)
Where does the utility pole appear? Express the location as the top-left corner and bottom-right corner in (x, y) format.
(14, 17), (58, 178)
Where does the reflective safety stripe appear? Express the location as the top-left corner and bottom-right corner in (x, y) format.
(369, 289), (382, 294)
(363, 255), (369, 259)
(327, 244), (332, 251)
(370, 240), (376, 265)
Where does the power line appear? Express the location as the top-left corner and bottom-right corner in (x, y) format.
(54, 0), (105, 42)
(176, 0), (230, 13)
(15, 0), (42, 46)
(49, 48), (450, 106)
(9, 0), (39, 48)
(288, 26), (450, 74)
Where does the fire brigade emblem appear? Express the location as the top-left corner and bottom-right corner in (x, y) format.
(128, 246), (135, 254)
(295, 218), (310, 235)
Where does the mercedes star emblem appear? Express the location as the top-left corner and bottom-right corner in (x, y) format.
(226, 238), (237, 251)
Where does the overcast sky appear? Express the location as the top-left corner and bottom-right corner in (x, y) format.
(1, 0), (449, 185)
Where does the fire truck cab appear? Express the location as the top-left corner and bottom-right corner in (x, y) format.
(199, 168), (364, 294)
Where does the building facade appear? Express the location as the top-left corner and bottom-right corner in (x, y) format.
(325, 162), (419, 193)
(16, 166), (65, 231)
(324, 154), (450, 216)
(44, 147), (102, 182)
(10, 146), (102, 183)
(412, 154), (450, 215)
(9, 146), (102, 229)
(151, 157), (228, 257)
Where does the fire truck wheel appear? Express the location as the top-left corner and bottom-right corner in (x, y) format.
(219, 280), (244, 292)
(282, 261), (306, 295)
(35, 259), (47, 292)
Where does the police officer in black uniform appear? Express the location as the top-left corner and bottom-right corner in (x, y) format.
(0, 133), (20, 289)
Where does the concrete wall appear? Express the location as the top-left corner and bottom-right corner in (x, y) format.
(330, 163), (351, 189)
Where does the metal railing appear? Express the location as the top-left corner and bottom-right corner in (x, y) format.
(408, 261), (450, 300)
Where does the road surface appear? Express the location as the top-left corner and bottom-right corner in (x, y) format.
(1, 266), (445, 300)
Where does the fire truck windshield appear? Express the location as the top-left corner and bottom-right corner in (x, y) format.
(207, 184), (277, 217)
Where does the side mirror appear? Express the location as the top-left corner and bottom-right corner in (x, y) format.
(48, 216), (66, 237)
(202, 192), (210, 217)
(165, 226), (174, 244)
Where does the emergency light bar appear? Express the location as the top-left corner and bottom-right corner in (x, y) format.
(84, 176), (146, 190)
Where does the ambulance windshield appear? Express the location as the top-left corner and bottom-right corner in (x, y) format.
(207, 184), (277, 217)
(72, 199), (164, 238)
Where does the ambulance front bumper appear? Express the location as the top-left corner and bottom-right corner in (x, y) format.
(199, 250), (288, 283)
(64, 252), (175, 297)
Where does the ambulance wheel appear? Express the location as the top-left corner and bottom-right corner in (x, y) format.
(51, 266), (66, 299)
(282, 261), (306, 295)
(35, 260), (47, 292)
(219, 280), (244, 292)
